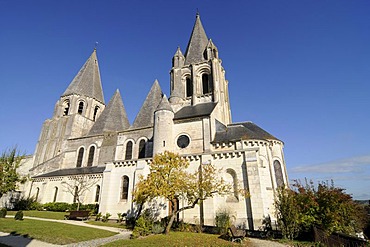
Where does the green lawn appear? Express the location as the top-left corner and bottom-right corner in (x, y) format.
(103, 231), (248, 247)
(87, 220), (129, 229)
(7, 210), (66, 220)
(0, 218), (116, 245)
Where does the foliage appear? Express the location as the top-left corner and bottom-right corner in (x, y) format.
(14, 210), (23, 220)
(13, 196), (42, 211)
(0, 208), (7, 218)
(117, 212), (126, 223)
(101, 212), (111, 222)
(0, 218), (115, 245)
(215, 208), (233, 235)
(43, 202), (71, 212)
(275, 179), (367, 240)
(131, 215), (152, 238)
(133, 151), (236, 234)
(62, 175), (98, 211)
(95, 212), (102, 221)
(0, 147), (27, 198)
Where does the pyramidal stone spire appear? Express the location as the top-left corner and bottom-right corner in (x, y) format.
(62, 49), (105, 103)
(184, 13), (209, 65)
(156, 94), (173, 112)
(89, 89), (129, 135)
(132, 80), (163, 129)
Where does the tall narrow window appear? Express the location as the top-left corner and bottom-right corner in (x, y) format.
(186, 77), (193, 97)
(138, 140), (146, 159)
(121, 176), (129, 200)
(202, 74), (212, 94)
(95, 185), (100, 202)
(73, 186), (78, 203)
(78, 102), (84, 114)
(93, 106), (99, 121)
(63, 100), (70, 116)
(87, 146), (95, 167)
(125, 141), (133, 160)
(274, 160), (284, 187)
(76, 148), (84, 167)
(35, 187), (40, 201)
(53, 187), (58, 202)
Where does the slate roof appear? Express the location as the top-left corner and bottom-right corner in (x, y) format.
(33, 166), (105, 178)
(184, 13), (209, 65)
(89, 89), (130, 135)
(174, 102), (216, 120)
(156, 95), (173, 112)
(62, 49), (105, 104)
(212, 121), (281, 143)
(132, 80), (163, 129)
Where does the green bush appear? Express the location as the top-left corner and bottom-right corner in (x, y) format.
(95, 212), (102, 221)
(215, 209), (232, 234)
(13, 196), (40, 211)
(152, 223), (165, 234)
(0, 208), (7, 218)
(131, 216), (152, 238)
(102, 213), (111, 222)
(43, 202), (71, 212)
(14, 210), (23, 220)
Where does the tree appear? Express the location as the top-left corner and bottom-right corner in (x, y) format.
(275, 179), (367, 239)
(0, 147), (26, 198)
(133, 151), (236, 234)
(63, 175), (97, 211)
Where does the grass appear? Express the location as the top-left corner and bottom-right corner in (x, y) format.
(0, 218), (116, 245)
(87, 220), (129, 229)
(102, 231), (250, 247)
(7, 210), (66, 220)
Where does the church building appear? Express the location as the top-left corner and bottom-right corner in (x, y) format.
(20, 14), (288, 230)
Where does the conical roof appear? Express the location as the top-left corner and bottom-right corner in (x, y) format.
(62, 49), (104, 103)
(156, 95), (173, 112)
(184, 13), (209, 65)
(132, 80), (163, 129)
(89, 90), (130, 135)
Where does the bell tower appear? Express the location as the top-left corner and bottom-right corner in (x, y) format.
(169, 13), (232, 125)
(33, 49), (105, 166)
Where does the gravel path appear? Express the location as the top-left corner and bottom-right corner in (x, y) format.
(248, 238), (289, 247)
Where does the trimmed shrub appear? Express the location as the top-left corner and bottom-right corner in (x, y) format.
(14, 210), (23, 220)
(43, 202), (71, 212)
(215, 208), (233, 234)
(13, 196), (41, 211)
(0, 208), (7, 218)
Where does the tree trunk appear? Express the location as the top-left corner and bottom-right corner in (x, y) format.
(165, 213), (176, 234)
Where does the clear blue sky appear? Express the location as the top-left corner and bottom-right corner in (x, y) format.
(1, 1), (369, 200)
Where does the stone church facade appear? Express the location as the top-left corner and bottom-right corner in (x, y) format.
(19, 14), (288, 230)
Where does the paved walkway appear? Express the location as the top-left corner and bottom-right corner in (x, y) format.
(0, 216), (131, 247)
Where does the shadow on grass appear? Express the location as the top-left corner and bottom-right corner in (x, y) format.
(0, 231), (34, 247)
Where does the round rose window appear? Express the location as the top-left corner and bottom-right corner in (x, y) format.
(177, 135), (190, 148)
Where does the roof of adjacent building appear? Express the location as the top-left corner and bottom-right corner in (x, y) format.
(62, 49), (105, 103)
(156, 95), (173, 112)
(33, 166), (105, 178)
(132, 80), (163, 128)
(174, 102), (216, 120)
(89, 89), (130, 135)
(212, 121), (281, 143)
(184, 13), (209, 65)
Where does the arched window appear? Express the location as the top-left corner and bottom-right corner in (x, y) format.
(63, 100), (70, 116)
(87, 146), (95, 167)
(202, 74), (213, 94)
(93, 106), (99, 121)
(138, 140), (146, 159)
(274, 160), (284, 187)
(73, 186), (78, 203)
(125, 141), (133, 160)
(121, 176), (129, 200)
(226, 169), (238, 202)
(186, 77), (193, 97)
(95, 185), (100, 202)
(76, 148), (84, 167)
(53, 187), (58, 202)
(78, 101), (84, 114)
(35, 187), (40, 201)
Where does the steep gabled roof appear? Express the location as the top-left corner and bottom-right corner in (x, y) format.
(212, 121), (281, 143)
(62, 49), (104, 103)
(184, 13), (209, 65)
(89, 90), (130, 135)
(132, 80), (163, 129)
